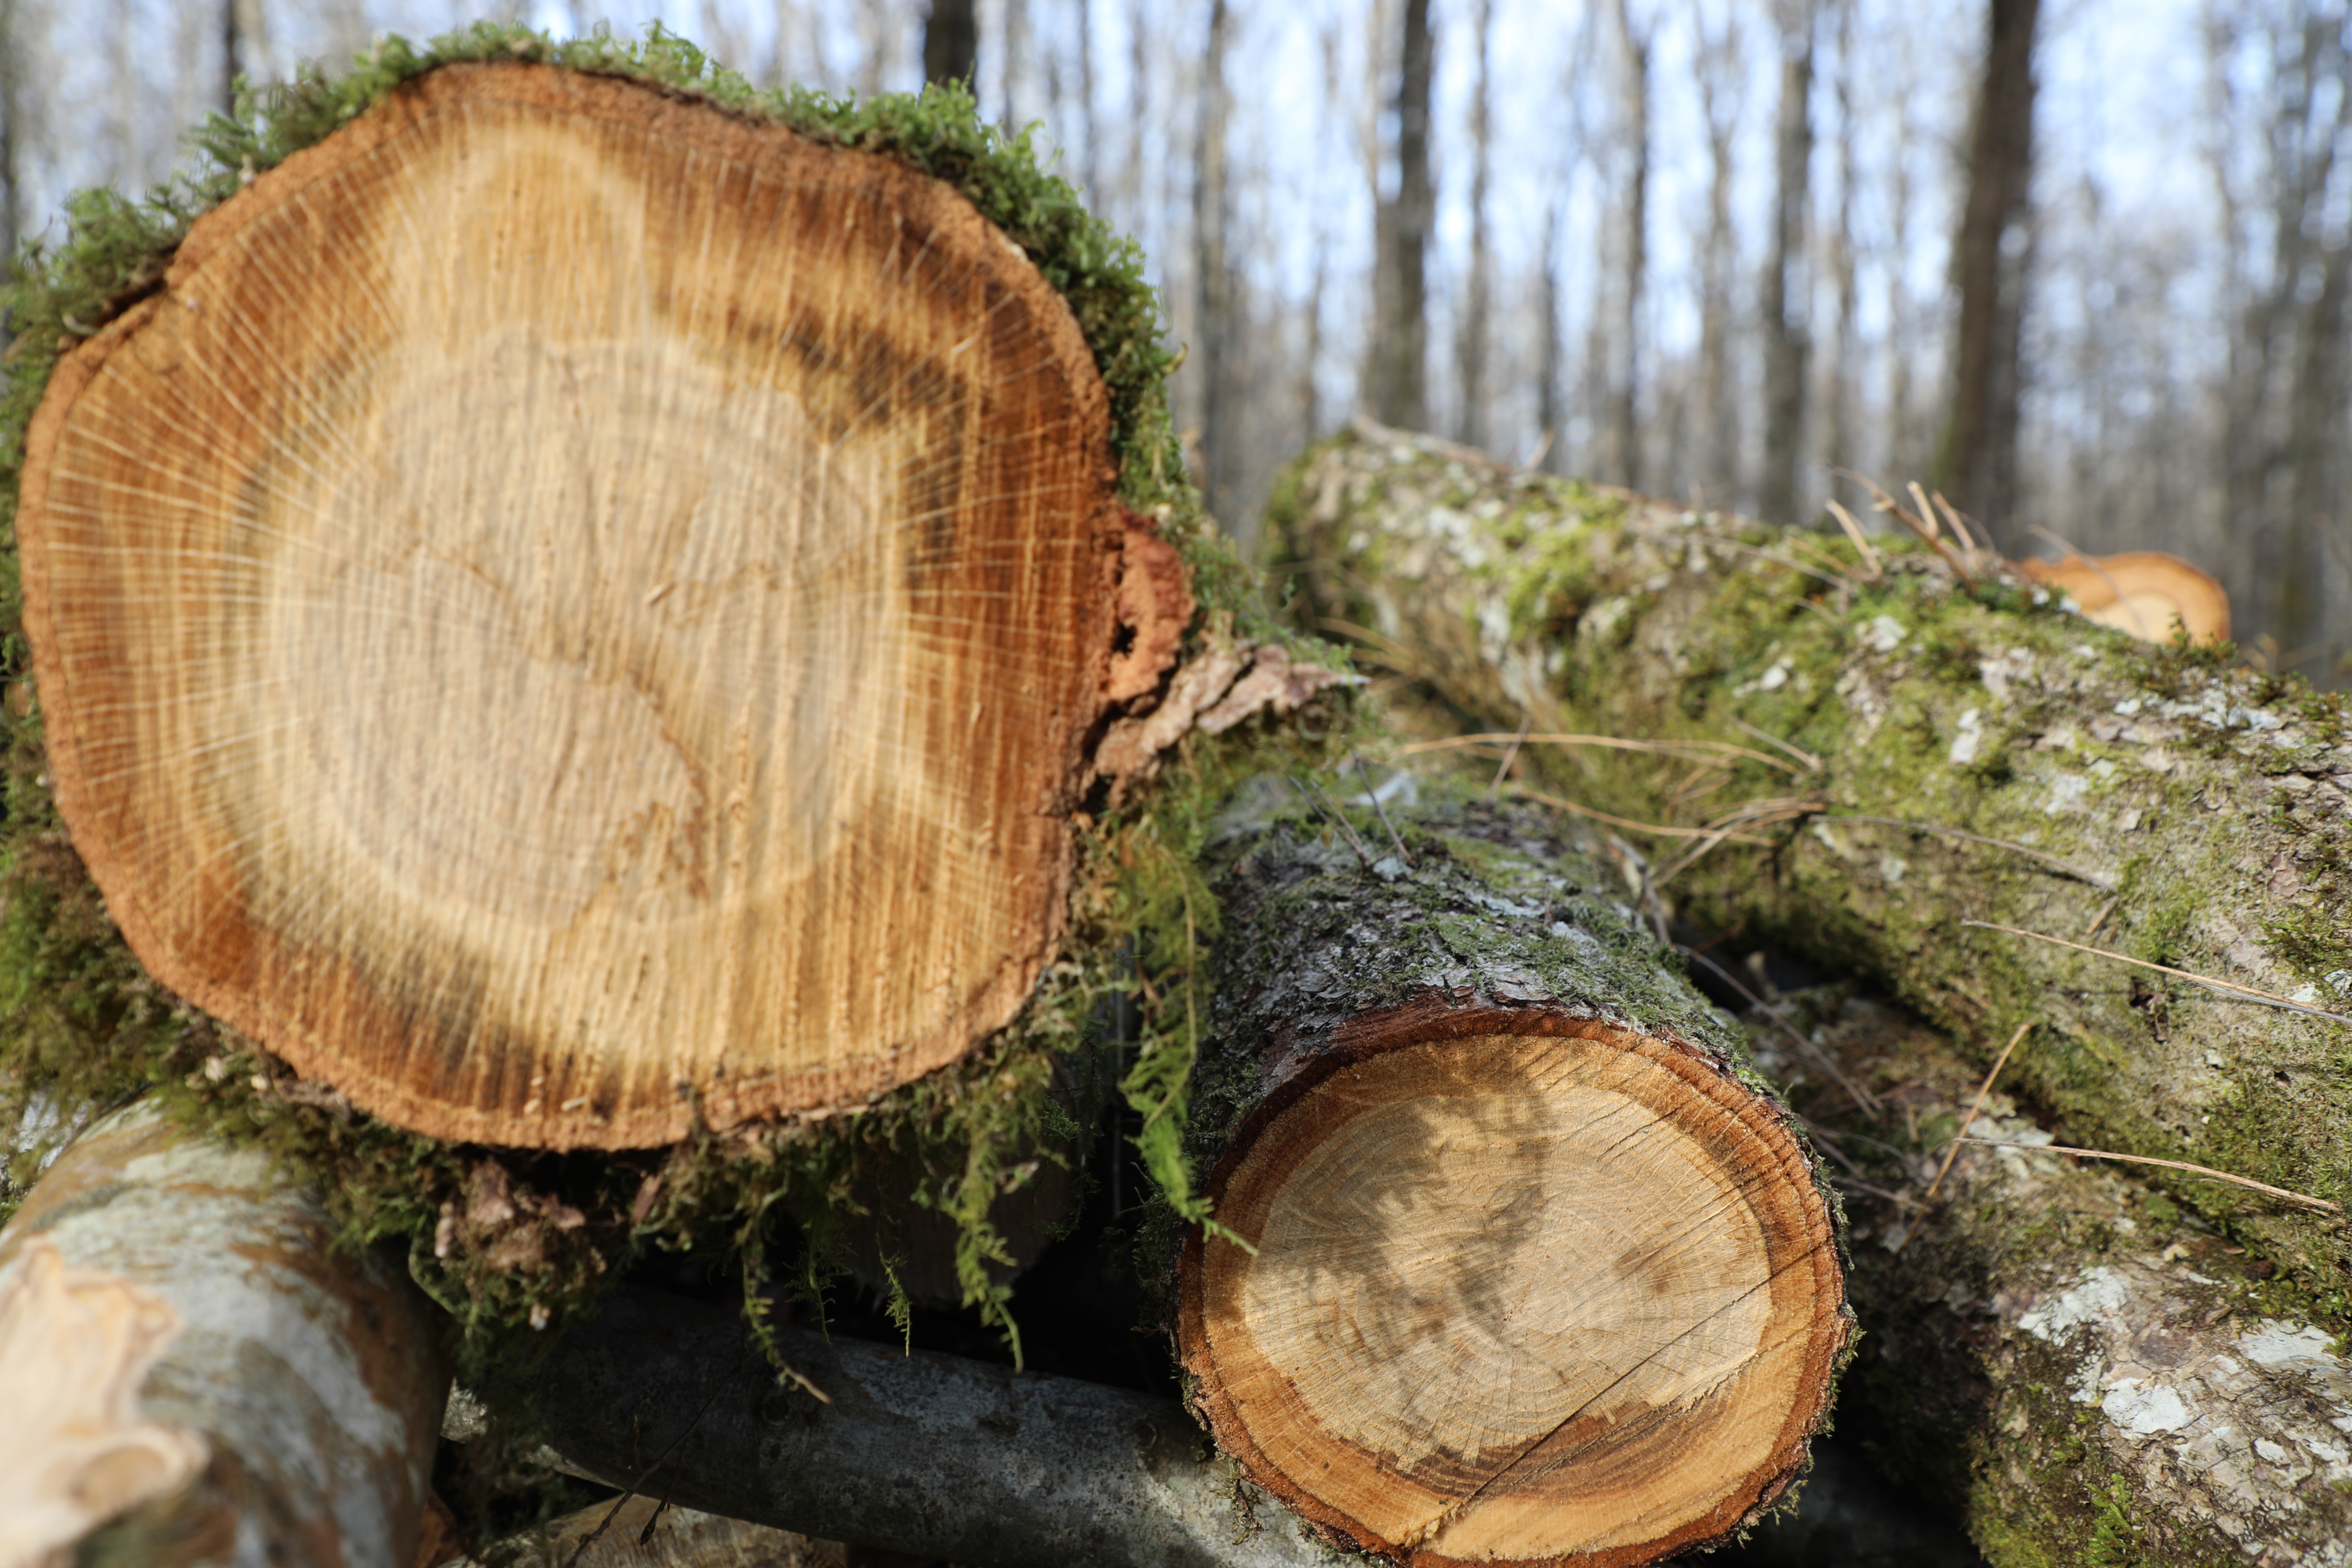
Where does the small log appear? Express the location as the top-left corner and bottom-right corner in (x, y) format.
(1784, 994), (2352, 1566)
(1176, 786), (1849, 1568)
(0, 1101), (447, 1566)
(1270, 422), (2352, 1292)
(526, 1284), (1348, 1568)
(14, 60), (1192, 1150)
(457, 1497), (844, 1568)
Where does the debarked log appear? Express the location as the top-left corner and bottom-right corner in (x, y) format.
(525, 1284), (1348, 1568)
(1173, 784), (1850, 1568)
(1269, 421), (2352, 1294)
(0, 1100), (448, 1567)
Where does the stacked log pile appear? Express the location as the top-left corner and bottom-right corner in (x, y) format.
(1270, 421), (2352, 1565)
(4, 27), (2348, 1568)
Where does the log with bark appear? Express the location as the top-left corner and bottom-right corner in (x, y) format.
(1172, 783), (1850, 1568)
(1268, 422), (2352, 1300)
(1768, 989), (2352, 1565)
(0, 1100), (447, 1567)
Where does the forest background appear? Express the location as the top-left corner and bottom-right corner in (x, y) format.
(7, 0), (2350, 683)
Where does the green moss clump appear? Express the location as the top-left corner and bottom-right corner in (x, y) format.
(0, 21), (1356, 1497)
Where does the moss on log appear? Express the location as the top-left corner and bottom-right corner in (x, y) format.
(1766, 991), (2352, 1567)
(1270, 422), (2352, 1317)
(1176, 783), (1849, 1568)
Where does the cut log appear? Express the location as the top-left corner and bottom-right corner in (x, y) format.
(1176, 785), (1849, 1568)
(523, 1283), (1349, 1568)
(1776, 992), (2352, 1566)
(1269, 422), (2352, 1296)
(15, 61), (1182, 1150)
(0, 1100), (447, 1566)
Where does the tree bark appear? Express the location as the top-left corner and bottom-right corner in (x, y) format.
(922, 0), (976, 87)
(1605, 0), (1650, 493)
(526, 1284), (1348, 1568)
(1759, 0), (1814, 526)
(1268, 422), (2352, 1304)
(1175, 787), (1850, 1568)
(1366, 0), (1432, 431)
(1456, 0), (1493, 456)
(0, 1101), (447, 1567)
(12, 62), (1206, 1152)
(1787, 992), (2352, 1566)
(1192, 0), (1235, 518)
(1934, 0), (2040, 548)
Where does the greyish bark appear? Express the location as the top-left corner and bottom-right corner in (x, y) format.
(526, 1285), (1347, 1568)
(1266, 422), (2352, 1313)
(1781, 992), (2352, 1567)
(0, 1100), (448, 1567)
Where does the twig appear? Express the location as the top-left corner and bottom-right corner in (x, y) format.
(1487, 714), (1533, 800)
(1677, 943), (1878, 1115)
(1726, 715), (1823, 773)
(1353, 753), (1414, 866)
(1826, 814), (2115, 888)
(1517, 787), (1772, 845)
(1896, 1022), (2032, 1253)
(1954, 1140), (2342, 1216)
(1823, 497), (1884, 580)
(1834, 467), (1975, 582)
(2082, 896), (2120, 940)
(1291, 775), (1373, 867)
(1961, 920), (2352, 1023)
(1401, 731), (1799, 774)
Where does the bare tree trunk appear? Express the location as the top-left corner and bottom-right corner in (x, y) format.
(1192, 0), (1234, 518)
(1693, 2), (1743, 501)
(220, 0), (242, 115)
(1825, 0), (1859, 499)
(1608, 0), (1651, 492)
(1539, 203), (1563, 472)
(1934, 0), (2040, 548)
(1366, 0), (1432, 430)
(1458, 0), (1493, 453)
(1759, 0), (1813, 525)
(1074, 0), (1097, 204)
(1002, 0), (1029, 127)
(922, 0), (976, 87)
(0, 0), (20, 268)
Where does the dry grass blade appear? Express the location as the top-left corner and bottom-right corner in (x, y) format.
(1961, 920), (2351, 1022)
(1896, 1021), (2032, 1253)
(1517, 787), (1773, 845)
(1401, 732), (1800, 775)
(1292, 775), (1373, 867)
(1831, 816), (2116, 888)
(1488, 714), (1532, 800)
(1954, 1140), (2342, 1216)
(1823, 498), (1884, 580)
(1726, 715), (1823, 773)
(1653, 797), (1830, 884)
(1353, 752), (1415, 867)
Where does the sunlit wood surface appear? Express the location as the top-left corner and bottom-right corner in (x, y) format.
(19, 64), (1120, 1148)
(1185, 1025), (1846, 1568)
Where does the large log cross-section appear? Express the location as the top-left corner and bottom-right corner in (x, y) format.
(16, 63), (1178, 1150)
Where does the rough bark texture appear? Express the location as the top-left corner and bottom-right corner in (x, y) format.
(14, 62), (1177, 1150)
(527, 1284), (1347, 1568)
(1176, 785), (1849, 1568)
(458, 1498), (845, 1568)
(1778, 991), (2352, 1567)
(1268, 424), (2352, 1314)
(0, 1101), (447, 1567)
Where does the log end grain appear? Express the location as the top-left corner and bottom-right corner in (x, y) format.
(1180, 1004), (1847, 1568)
(18, 63), (1138, 1149)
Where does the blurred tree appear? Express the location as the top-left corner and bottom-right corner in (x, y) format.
(1935, 0), (2040, 548)
(1193, 0), (1235, 517)
(1458, 0), (1494, 452)
(923, 0), (975, 87)
(1367, 0), (1432, 430)
(1692, 0), (1743, 501)
(1605, 0), (1652, 491)
(1759, 0), (1813, 525)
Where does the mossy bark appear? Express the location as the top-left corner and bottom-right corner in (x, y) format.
(1269, 422), (2352, 1317)
(1172, 784), (1850, 1568)
(1770, 990), (2352, 1567)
